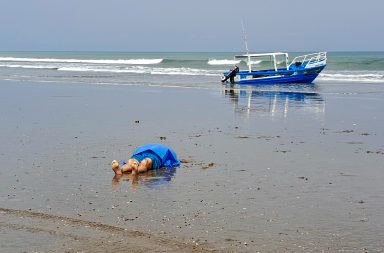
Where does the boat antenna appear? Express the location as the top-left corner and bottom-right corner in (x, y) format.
(241, 20), (249, 55)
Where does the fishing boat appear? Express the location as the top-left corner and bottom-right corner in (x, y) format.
(221, 52), (327, 85)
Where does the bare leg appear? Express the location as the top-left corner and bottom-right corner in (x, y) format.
(112, 159), (139, 175)
(121, 159), (139, 173)
(137, 158), (152, 173)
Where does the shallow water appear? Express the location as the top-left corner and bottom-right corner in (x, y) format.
(0, 80), (383, 252)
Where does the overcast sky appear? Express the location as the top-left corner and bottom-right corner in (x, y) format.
(1, 0), (383, 52)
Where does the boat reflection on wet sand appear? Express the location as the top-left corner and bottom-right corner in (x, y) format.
(224, 85), (325, 118)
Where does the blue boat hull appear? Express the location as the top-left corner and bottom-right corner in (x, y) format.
(227, 65), (325, 85)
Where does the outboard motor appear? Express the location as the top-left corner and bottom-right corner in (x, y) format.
(222, 66), (239, 84)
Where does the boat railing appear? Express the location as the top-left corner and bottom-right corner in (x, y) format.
(289, 52), (327, 69)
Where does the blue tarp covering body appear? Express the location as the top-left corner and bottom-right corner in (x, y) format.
(132, 143), (180, 168)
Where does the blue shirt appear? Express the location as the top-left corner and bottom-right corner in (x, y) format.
(131, 143), (180, 168)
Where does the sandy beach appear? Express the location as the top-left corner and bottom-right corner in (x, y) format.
(0, 79), (383, 252)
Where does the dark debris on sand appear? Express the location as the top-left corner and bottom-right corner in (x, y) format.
(179, 158), (216, 170)
(201, 162), (215, 169)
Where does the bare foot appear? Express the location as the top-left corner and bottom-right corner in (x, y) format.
(111, 160), (122, 175)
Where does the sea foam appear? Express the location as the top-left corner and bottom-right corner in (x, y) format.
(319, 71), (384, 83)
(0, 57), (163, 65)
(58, 65), (219, 76)
(208, 59), (241, 65)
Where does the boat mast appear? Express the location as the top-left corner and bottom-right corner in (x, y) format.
(241, 20), (252, 72)
(241, 20), (249, 55)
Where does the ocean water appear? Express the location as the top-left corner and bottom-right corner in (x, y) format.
(1, 51), (383, 120)
(0, 51), (384, 89)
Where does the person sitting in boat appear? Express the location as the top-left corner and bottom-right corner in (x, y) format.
(111, 143), (180, 175)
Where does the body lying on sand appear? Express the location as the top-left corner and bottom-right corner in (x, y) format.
(111, 143), (180, 175)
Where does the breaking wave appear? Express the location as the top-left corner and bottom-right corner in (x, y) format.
(58, 66), (219, 76)
(207, 59), (263, 66)
(319, 71), (384, 83)
(248, 60), (263, 65)
(208, 59), (241, 65)
(0, 57), (163, 65)
(0, 64), (58, 70)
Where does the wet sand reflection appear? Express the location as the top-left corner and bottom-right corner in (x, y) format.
(112, 167), (177, 189)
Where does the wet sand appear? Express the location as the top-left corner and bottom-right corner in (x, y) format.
(0, 80), (383, 252)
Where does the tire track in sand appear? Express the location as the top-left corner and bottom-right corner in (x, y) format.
(0, 207), (217, 253)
